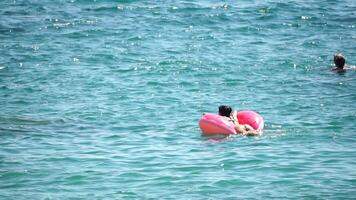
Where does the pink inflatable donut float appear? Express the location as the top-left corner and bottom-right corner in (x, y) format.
(199, 111), (264, 135)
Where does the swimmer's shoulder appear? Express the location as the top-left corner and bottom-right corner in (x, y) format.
(345, 65), (356, 70)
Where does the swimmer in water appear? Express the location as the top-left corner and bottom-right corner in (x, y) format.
(218, 105), (259, 136)
(331, 53), (355, 72)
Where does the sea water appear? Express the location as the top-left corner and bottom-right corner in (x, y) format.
(0, 0), (355, 199)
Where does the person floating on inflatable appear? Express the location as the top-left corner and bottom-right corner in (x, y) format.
(218, 105), (260, 136)
(199, 105), (264, 136)
(331, 53), (355, 73)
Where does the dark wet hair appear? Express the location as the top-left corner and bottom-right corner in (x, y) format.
(218, 105), (232, 117)
(334, 53), (345, 68)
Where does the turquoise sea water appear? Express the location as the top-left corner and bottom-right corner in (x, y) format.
(1, 0), (356, 199)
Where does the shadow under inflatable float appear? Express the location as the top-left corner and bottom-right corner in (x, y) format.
(199, 111), (264, 135)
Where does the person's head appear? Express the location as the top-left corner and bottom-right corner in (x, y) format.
(218, 105), (232, 117)
(334, 53), (345, 68)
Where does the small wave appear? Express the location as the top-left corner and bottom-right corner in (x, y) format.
(0, 116), (67, 127)
(0, 116), (50, 126)
(84, 6), (123, 12)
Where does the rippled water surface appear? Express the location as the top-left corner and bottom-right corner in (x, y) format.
(1, 0), (356, 199)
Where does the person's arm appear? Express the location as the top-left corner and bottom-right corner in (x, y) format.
(232, 123), (258, 135)
(230, 111), (239, 125)
(346, 65), (356, 70)
(242, 129), (260, 136)
(230, 112), (247, 133)
(230, 116), (260, 136)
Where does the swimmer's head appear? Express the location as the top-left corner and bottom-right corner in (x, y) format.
(334, 53), (345, 68)
(218, 105), (232, 117)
